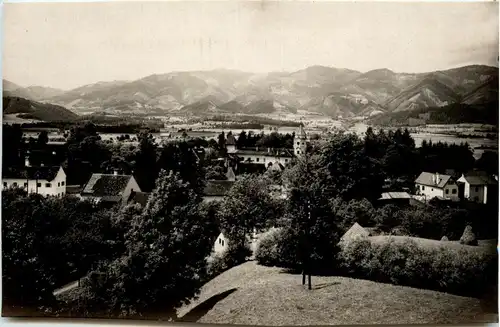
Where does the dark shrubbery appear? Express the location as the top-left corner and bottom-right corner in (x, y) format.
(337, 237), (497, 298)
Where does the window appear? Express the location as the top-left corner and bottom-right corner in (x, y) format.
(37, 183), (41, 187)
(3, 182), (7, 187)
(219, 239), (221, 244)
(45, 183), (52, 188)
(297, 142), (300, 145)
(422, 186), (425, 190)
(61, 181), (65, 186)
(285, 159), (288, 162)
(263, 158), (266, 162)
(256, 158), (259, 162)
(431, 188), (434, 191)
(221, 240), (224, 246)
(475, 186), (479, 192)
(445, 189), (449, 194)
(58, 182), (60, 187)
(13, 182), (18, 187)
(452, 189), (457, 194)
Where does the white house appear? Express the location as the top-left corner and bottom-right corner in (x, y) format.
(79, 172), (141, 206)
(415, 172), (459, 201)
(3, 165), (67, 197)
(457, 171), (498, 204)
(213, 232), (229, 254)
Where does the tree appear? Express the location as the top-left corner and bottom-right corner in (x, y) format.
(87, 171), (217, 318)
(320, 131), (384, 201)
(219, 174), (282, 247)
(37, 131), (49, 147)
(133, 132), (158, 192)
(476, 151), (499, 175)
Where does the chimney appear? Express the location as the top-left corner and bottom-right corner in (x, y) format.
(435, 172), (440, 184)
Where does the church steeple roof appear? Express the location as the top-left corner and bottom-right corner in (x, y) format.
(298, 123), (306, 138)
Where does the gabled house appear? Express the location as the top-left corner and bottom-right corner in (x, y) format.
(2, 165), (67, 197)
(80, 172), (141, 206)
(127, 190), (151, 207)
(457, 171), (498, 204)
(415, 172), (459, 201)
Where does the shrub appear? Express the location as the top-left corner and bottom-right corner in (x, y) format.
(337, 237), (497, 298)
(460, 225), (478, 246)
(255, 227), (301, 271)
(207, 240), (252, 278)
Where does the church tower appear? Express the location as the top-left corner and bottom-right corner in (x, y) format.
(294, 123), (307, 157)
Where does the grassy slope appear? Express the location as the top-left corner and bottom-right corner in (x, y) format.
(178, 261), (497, 325)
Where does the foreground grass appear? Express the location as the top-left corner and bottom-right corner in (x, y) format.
(178, 261), (497, 325)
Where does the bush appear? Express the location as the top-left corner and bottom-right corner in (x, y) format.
(441, 236), (449, 241)
(460, 225), (478, 246)
(255, 227), (301, 271)
(207, 240), (252, 278)
(338, 237), (497, 298)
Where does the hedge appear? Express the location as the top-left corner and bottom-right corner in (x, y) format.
(337, 237), (497, 298)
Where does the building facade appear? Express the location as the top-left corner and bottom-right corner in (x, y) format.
(3, 165), (67, 197)
(415, 172), (459, 201)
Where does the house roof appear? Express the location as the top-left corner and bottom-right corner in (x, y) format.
(461, 171), (498, 185)
(226, 134), (236, 146)
(81, 173), (133, 197)
(204, 180), (235, 197)
(235, 148), (294, 158)
(268, 161), (285, 172)
(340, 223), (370, 243)
(379, 192), (412, 200)
(128, 190), (150, 206)
(3, 166), (62, 181)
(66, 185), (83, 194)
(415, 172), (452, 188)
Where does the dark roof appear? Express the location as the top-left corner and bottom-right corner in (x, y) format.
(226, 134), (236, 146)
(66, 185), (83, 194)
(81, 173), (133, 197)
(461, 171), (498, 185)
(203, 180), (235, 196)
(128, 191), (150, 206)
(415, 172), (452, 188)
(3, 166), (62, 181)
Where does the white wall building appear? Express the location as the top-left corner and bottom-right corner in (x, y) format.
(415, 172), (459, 201)
(457, 171), (498, 204)
(79, 172), (141, 206)
(3, 165), (67, 197)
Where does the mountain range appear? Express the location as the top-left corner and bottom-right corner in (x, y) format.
(3, 65), (498, 119)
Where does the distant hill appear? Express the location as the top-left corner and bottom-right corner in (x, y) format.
(3, 96), (78, 122)
(3, 80), (65, 101)
(4, 65), (498, 122)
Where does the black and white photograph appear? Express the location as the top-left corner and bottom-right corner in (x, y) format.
(2, 1), (499, 325)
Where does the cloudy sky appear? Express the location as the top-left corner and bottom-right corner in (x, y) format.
(3, 1), (498, 90)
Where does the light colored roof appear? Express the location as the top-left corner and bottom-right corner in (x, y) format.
(415, 172), (452, 188)
(379, 192), (412, 200)
(340, 223), (370, 242)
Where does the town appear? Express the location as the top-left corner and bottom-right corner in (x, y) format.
(2, 1), (498, 325)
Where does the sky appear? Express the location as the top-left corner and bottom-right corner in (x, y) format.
(3, 1), (499, 90)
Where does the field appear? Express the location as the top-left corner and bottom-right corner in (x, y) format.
(177, 261), (497, 325)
